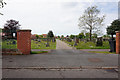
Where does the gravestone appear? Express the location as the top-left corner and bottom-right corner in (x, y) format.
(38, 39), (41, 42)
(109, 38), (116, 52)
(92, 38), (97, 43)
(46, 42), (50, 47)
(38, 45), (40, 47)
(73, 42), (77, 46)
(12, 41), (16, 45)
(46, 38), (50, 47)
(67, 38), (72, 42)
(96, 37), (103, 46)
(73, 37), (77, 46)
(52, 38), (56, 42)
(76, 38), (79, 43)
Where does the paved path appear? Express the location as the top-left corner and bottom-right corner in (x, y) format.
(2, 49), (118, 78)
(56, 39), (73, 49)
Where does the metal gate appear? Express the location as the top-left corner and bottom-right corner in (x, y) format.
(1, 29), (21, 54)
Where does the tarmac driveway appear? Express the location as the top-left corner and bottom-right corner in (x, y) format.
(2, 49), (118, 78)
(2, 49), (118, 68)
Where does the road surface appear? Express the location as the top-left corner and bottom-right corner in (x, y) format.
(2, 49), (118, 78)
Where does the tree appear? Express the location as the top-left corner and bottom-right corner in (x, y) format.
(3, 19), (21, 37)
(78, 32), (85, 39)
(47, 30), (54, 38)
(78, 6), (105, 41)
(85, 33), (90, 39)
(92, 33), (97, 38)
(66, 35), (69, 38)
(103, 35), (110, 38)
(4, 19), (21, 30)
(107, 19), (120, 38)
(36, 35), (39, 39)
(70, 35), (75, 39)
(61, 35), (64, 38)
(58, 36), (60, 38)
(39, 35), (43, 38)
(0, 0), (6, 15)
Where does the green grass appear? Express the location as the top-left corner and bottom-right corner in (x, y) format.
(31, 40), (56, 49)
(87, 51), (116, 54)
(2, 39), (56, 49)
(2, 40), (17, 49)
(64, 40), (110, 49)
(31, 51), (48, 54)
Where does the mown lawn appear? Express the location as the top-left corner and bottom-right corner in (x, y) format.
(31, 40), (56, 49)
(2, 40), (56, 49)
(64, 40), (110, 49)
(2, 40), (17, 49)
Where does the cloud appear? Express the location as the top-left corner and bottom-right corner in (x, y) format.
(0, 0), (118, 36)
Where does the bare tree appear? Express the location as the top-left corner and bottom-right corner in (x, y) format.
(0, 0), (6, 15)
(78, 6), (105, 41)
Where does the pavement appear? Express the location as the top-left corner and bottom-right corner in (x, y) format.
(2, 40), (119, 78)
(3, 69), (118, 78)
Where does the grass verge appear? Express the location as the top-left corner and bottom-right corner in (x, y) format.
(31, 51), (48, 54)
(64, 40), (110, 49)
(87, 51), (116, 54)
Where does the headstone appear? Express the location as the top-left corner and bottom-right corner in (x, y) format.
(38, 45), (40, 47)
(48, 38), (51, 42)
(73, 42), (77, 46)
(52, 38), (56, 42)
(46, 38), (50, 47)
(12, 41), (16, 44)
(46, 42), (50, 47)
(73, 37), (77, 46)
(38, 39), (41, 42)
(76, 38), (79, 43)
(92, 38), (97, 43)
(96, 37), (103, 46)
(108, 38), (116, 52)
(67, 38), (72, 42)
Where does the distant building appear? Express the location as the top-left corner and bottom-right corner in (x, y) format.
(55, 36), (58, 38)
(31, 34), (37, 39)
(42, 34), (47, 38)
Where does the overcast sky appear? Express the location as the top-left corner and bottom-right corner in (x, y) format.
(0, 0), (118, 36)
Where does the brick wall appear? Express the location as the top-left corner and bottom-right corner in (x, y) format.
(116, 31), (120, 54)
(17, 30), (31, 54)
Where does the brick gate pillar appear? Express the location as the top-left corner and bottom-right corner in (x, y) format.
(17, 30), (31, 55)
(116, 31), (120, 54)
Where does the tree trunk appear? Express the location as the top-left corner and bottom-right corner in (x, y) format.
(111, 34), (114, 40)
(90, 29), (92, 41)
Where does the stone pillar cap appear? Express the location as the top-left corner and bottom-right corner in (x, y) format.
(116, 31), (120, 33)
(17, 29), (31, 32)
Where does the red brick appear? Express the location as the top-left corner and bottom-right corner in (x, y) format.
(116, 31), (120, 54)
(17, 30), (31, 55)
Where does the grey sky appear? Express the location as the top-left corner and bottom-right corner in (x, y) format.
(0, 0), (118, 36)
